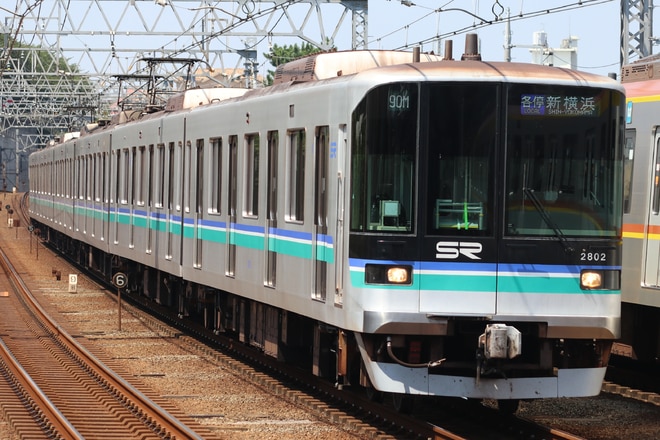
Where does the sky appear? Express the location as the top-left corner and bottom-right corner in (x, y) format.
(363, 0), (623, 78)
(0, 0), (637, 80)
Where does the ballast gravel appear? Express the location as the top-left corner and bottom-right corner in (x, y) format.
(1, 204), (659, 439)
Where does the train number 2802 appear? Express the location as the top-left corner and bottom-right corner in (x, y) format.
(580, 252), (607, 262)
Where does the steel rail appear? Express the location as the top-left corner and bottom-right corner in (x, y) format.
(0, 338), (84, 439)
(0, 242), (205, 440)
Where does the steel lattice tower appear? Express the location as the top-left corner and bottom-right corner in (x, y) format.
(0, 0), (367, 191)
(621, 0), (653, 65)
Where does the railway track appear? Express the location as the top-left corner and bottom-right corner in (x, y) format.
(66, 292), (588, 440)
(0, 215), (219, 439)
(93, 298), (594, 440)
(606, 356), (660, 400)
(0, 331), (82, 439)
(7, 192), (592, 439)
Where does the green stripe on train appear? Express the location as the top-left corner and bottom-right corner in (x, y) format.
(350, 270), (619, 294)
(33, 205), (334, 262)
(200, 228), (227, 244)
(497, 275), (617, 294)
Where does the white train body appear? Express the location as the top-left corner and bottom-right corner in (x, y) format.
(29, 48), (625, 405)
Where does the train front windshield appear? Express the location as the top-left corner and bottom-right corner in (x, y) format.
(350, 81), (623, 239)
(350, 84), (418, 233)
(504, 85), (623, 238)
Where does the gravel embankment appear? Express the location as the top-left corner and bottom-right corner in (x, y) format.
(0, 216), (362, 440)
(2, 203), (660, 439)
(520, 394), (660, 440)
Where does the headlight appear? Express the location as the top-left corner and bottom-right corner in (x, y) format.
(365, 264), (413, 285)
(387, 267), (409, 283)
(581, 270), (602, 289)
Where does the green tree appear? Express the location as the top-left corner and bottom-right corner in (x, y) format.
(263, 42), (326, 85)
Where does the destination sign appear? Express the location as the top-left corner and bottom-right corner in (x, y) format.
(520, 94), (599, 117)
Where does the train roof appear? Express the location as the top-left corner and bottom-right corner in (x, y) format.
(51, 48), (621, 147)
(359, 59), (619, 87)
(271, 49), (621, 90)
(272, 50), (444, 84)
(164, 87), (250, 111)
(621, 56), (660, 84)
(621, 57), (660, 100)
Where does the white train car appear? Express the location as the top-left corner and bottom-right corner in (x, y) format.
(616, 59), (660, 364)
(29, 38), (625, 412)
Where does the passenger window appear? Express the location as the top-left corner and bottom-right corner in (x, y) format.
(121, 148), (130, 204)
(244, 134), (259, 218)
(210, 138), (222, 214)
(136, 146), (146, 206)
(184, 140), (192, 213)
(652, 136), (660, 215)
(155, 144), (165, 208)
(287, 129), (305, 222)
(623, 130), (635, 214)
(196, 139), (204, 214)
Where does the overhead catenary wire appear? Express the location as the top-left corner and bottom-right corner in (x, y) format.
(374, 0), (612, 53)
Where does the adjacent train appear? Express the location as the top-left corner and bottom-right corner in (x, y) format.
(617, 58), (660, 366)
(28, 36), (625, 412)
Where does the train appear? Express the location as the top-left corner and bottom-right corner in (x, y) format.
(28, 35), (625, 413)
(616, 57), (660, 366)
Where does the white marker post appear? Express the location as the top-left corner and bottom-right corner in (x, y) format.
(68, 274), (78, 293)
(112, 272), (128, 331)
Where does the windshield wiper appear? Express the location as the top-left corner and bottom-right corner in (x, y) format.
(523, 188), (574, 254)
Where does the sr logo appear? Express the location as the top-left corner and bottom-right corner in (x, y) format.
(435, 241), (483, 260)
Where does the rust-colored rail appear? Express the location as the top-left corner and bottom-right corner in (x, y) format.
(0, 337), (83, 439)
(16, 191), (589, 440)
(0, 242), (207, 439)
